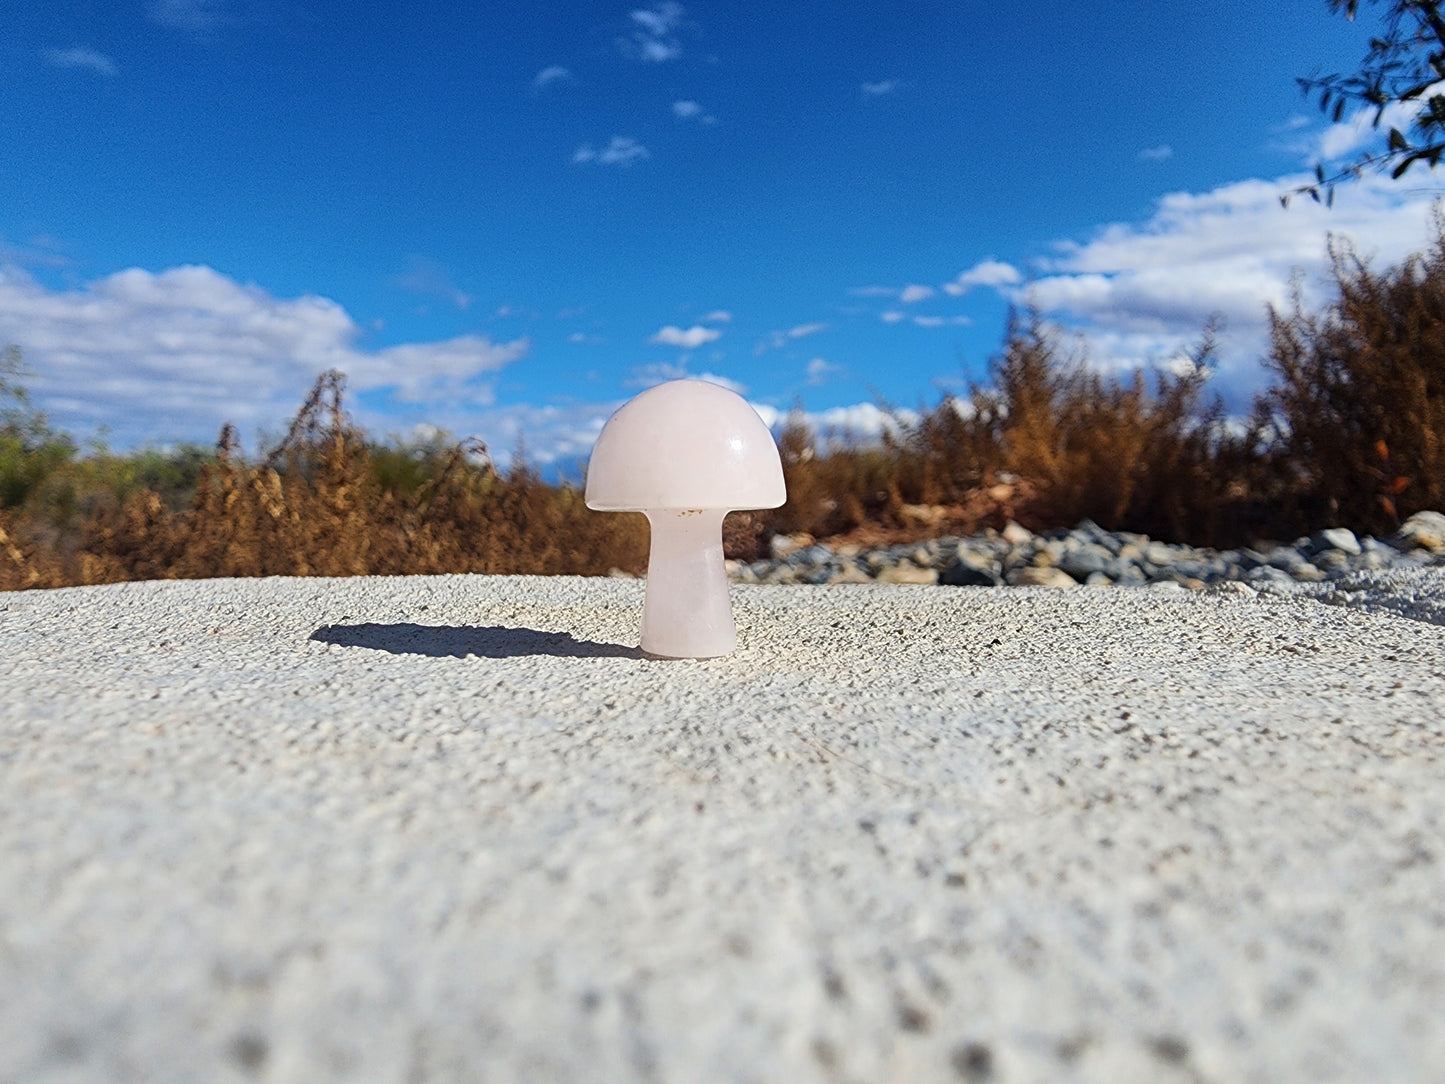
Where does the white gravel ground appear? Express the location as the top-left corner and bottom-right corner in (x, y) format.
(2, 573), (1443, 1083)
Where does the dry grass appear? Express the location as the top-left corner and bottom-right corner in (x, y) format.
(758, 314), (1263, 548)
(0, 371), (647, 590)
(4, 216), (1445, 590)
(1257, 221), (1445, 536)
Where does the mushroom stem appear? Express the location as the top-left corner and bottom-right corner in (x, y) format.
(641, 508), (734, 658)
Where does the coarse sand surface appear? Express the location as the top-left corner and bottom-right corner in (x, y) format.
(2, 572), (1443, 1082)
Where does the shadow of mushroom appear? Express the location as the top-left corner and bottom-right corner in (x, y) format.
(309, 623), (644, 659)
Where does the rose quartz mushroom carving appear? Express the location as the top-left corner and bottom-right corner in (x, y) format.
(585, 379), (786, 658)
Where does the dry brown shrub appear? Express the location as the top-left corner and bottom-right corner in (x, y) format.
(766, 312), (1251, 546)
(959, 312), (1229, 538)
(0, 507), (119, 590)
(761, 410), (925, 540)
(1259, 217), (1445, 536)
(73, 371), (650, 585)
(0, 509), (40, 590)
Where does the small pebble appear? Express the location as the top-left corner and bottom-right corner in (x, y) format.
(729, 514), (1445, 588)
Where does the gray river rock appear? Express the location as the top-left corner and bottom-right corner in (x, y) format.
(729, 510), (1445, 598)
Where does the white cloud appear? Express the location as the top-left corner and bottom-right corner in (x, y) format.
(457, 400), (616, 474)
(751, 402), (918, 442)
(943, 259), (1022, 296)
(672, 99), (716, 124)
(0, 236), (72, 271)
(805, 357), (838, 385)
(363, 336), (523, 402)
(623, 2), (685, 62)
(1139, 144), (1173, 162)
(629, 361), (688, 386)
(533, 65), (573, 90)
(649, 324), (722, 349)
(702, 310), (732, 324)
(630, 3), (681, 38)
(573, 137), (650, 166)
(43, 47), (117, 76)
(392, 256), (470, 310)
(569, 136), (650, 166)
(1318, 110), (1391, 163)
(147, 0), (238, 37)
(627, 362), (743, 395)
(0, 263), (527, 447)
(861, 80), (897, 97)
(758, 322), (828, 351)
(899, 283), (935, 304)
(692, 372), (746, 395)
(879, 312), (971, 329)
(1018, 171), (1438, 399)
(1314, 88), (1445, 163)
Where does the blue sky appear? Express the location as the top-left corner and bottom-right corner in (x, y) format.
(3, 0), (1442, 472)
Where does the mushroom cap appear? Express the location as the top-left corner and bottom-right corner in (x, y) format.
(585, 379), (786, 511)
